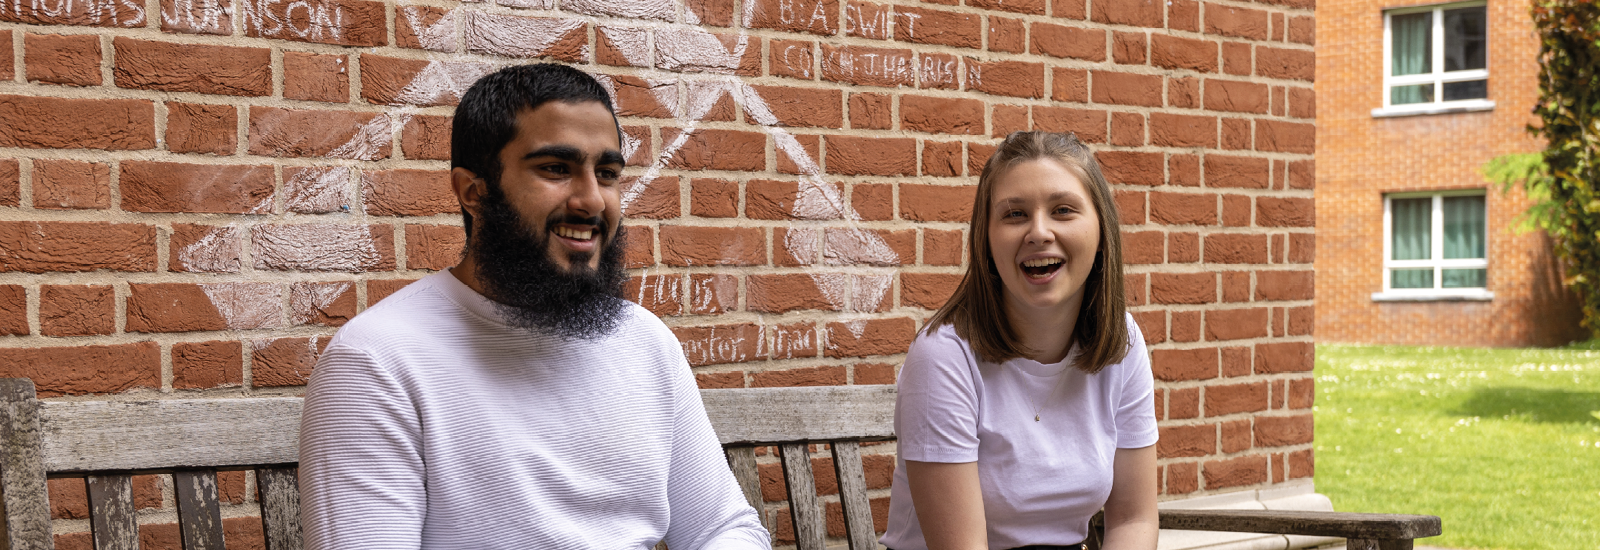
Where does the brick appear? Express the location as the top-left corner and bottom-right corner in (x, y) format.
(1151, 272), (1214, 305)
(396, 5), (453, 51)
(120, 161), (273, 213)
(1256, 120), (1314, 154)
(1205, 155), (1269, 189)
(253, 224), (394, 272)
(994, 104), (1030, 138)
(748, 180), (838, 221)
(1220, 41), (1250, 76)
(1151, 347), (1216, 381)
(621, 226), (655, 269)
(696, 371), (744, 389)
(404, 225), (465, 271)
(565, 0), (671, 20)
(366, 279), (417, 307)
(1256, 341), (1312, 373)
(1116, 191), (1145, 224)
(828, 136), (915, 176)
(775, 135), (819, 175)
(1165, 154), (1197, 186)
(1204, 234), (1268, 264)
(1092, 71), (1162, 107)
(1122, 231), (1162, 264)
(1033, 107), (1107, 143)
(1169, 387), (1199, 419)
(238, 0), (385, 46)
(1204, 455), (1267, 489)
(1288, 88), (1315, 120)
(747, 0), (838, 35)
(673, 323), (763, 366)
(664, 128), (765, 172)
(748, 274), (837, 313)
(1151, 191), (1217, 225)
(752, 365), (846, 387)
(290, 281), (356, 326)
(361, 56), (489, 107)
(612, 75), (677, 118)
(625, 274), (683, 316)
(1257, 47), (1314, 81)
(988, 16), (1026, 53)
(0, 222), (156, 273)
(923, 229), (963, 265)
(856, 362), (897, 384)
(1113, 31), (1147, 65)
(363, 169), (453, 217)
(1, 0), (145, 26)
(768, 322), (817, 359)
(1204, 307), (1268, 341)
(847, 93), (892, 131)
(901, 273), (960, 310)
(825, 228), (914, 266)
(1030, 24), (1105, 61)
(173, 340), (243, 389)
(661, 226), (764, 267)
(1222, 345), (1252, 376)
(1166, 76), (1198, 109)
(688, 179), (737, 218)
(248, 107), (388, 160)
(1171, 311), (1199, 342)
(1052, 68), (1089, 103)
(49, 477), (88, 519)
(166, 224), (239, 273)
(0, 343), (160, 397)
(1168, 0), (1198, 31)
(165, 102), (237, 155)
(899, 184), (974, 222)
(1254, 414), (1312, 447)
(967, 60), (1044, 99)
(1204, 79), (1269, 114)
(1270, 12), (1284, 42)
(1220, 418), (1250, 451)
(272, 166), (340, 214)
(1257, 197), (1313, 227)
(1132, 311), (1162, 345)
(1287, 232), (1314, 264)
(1168, 232), (1198, 263)
(0, 95), (155, 150)
(0, 160), (15, 207)
(1221, 194), (1250, 227)
(971, 0), (1042, 13)
(1205, 4), (1267, 40)
(39, 285), (113, 337)
(687, 274), (738, 315)
(1218, 118), (1248, 150)
(1053, 0), (1086, 18)
(845, 183), (891, 221)
(825, 317), (915, 357)
(753, 85), (842, 128)
(1159, 424), (1216, 457)
(25, 33), (101, 86)
(401, 115), (451, 160)
(1206, 381), (1267, 416)
(901, 95), (983, 135)
(1151, 34), (1217, 72)
(1288, 449), (1312, 479)
(895, 7), (981, 49)
(656, 29), (760, 75)
(0, 285), (24, 336)
(820, 44), (915, 87)
(769, 39), (816, 79)
(1288, 376), (1313, 408)
(967, 143), (997, 176)
(595, 25), (647, 67)
(1091, 0), (1161, 26)
(1150, 113), (1217, 148)
(922, 141), (963, 177)
(1096, 152), (1159, 188)
(1288, 16), (1314, 45)
(247, 337), (320, 387)
(1166, 461), (1198, 495)
(112, 38), (269, 96)
(284, 52), (348, 103)
(844, 1), (893, 39)
(127, 283), (280, 332)
(31, 160), (108, 210)
(918, 52), (965, 91)
(1288, 305), (1313, 335)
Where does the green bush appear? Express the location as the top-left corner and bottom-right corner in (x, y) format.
(1484, 0), (1600, 337)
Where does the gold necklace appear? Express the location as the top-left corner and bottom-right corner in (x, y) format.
(1021, 367), (1071, 422)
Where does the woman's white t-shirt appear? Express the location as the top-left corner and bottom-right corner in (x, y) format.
(880, 313), (1158, 550)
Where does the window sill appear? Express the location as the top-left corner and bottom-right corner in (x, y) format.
(1371, 290), (1494, 302)
(1371, 100), (1495, 118)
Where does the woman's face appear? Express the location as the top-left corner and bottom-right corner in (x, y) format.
(986, 158), (1102, 320)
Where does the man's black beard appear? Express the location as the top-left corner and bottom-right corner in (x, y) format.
(469, 188), (629, 340)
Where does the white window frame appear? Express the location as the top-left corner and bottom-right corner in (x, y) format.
(1373, 1), (1494, 118)
(1373, 190), (1493, 302)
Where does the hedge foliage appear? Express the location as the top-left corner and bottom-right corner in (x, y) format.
(1485, 0), (1600, 337)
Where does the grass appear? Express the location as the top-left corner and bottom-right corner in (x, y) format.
(1313, 343), (1600, 550)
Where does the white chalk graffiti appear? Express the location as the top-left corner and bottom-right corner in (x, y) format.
(1, 0), (144, 25)
(159, 0), (226, 32)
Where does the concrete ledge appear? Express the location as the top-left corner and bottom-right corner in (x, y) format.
(1157, 480), (1341, 550)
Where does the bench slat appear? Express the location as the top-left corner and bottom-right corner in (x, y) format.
(257, 467), (303, 550)
(0, 379), (53, 550)
(779, 443), (826, 550)
(1158, 509), (1442, 539)
(38, 399), (301, 474)
(723, 446), (766, 531)
(703, 387), (895, 445)
(174, 471), (226, 550)
(87, 475), (138, 550)
(829, 441), (877, 550)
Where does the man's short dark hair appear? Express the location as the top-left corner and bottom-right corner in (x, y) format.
(452, 63), (621, 238)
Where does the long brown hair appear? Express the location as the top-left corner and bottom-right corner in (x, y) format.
(924, 131), (1128, 373)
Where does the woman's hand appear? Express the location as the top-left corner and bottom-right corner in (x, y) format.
(905, 460), (988, 550)
(1101, 445), (1158, 550)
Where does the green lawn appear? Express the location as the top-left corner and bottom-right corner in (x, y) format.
(1314, 343), (1600, 550)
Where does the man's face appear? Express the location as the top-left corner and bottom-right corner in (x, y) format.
(492, 100), (625, 272)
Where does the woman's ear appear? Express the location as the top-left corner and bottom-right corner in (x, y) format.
(451, 167), (485, 218)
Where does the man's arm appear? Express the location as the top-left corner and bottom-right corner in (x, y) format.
(660, 365), (771, 550)
(299, 345), (427, 550)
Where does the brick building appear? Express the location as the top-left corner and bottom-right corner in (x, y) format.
(0, 0), (1317, 546)
(1316, 0), (1588, 347)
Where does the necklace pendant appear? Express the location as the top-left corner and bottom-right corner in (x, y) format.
(1034, 414), (1041, 422)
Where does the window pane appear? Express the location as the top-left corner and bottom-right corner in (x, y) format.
(1391, 12), (1432, 76)
(1392, 197), (1432, 260)
(1444, 7), (1487, 71)
(1443, 195), (1486, 259)
(1443, 79), (1488, 101)
(1393, 268), (1434, 289)
(1443, 268), (1486, 288)
(1391, 84), (1436, 105)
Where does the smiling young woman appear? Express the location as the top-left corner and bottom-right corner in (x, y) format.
(881, 132), (1159, 550)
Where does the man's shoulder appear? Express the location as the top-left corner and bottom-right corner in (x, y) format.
(327, 276), (459, 348)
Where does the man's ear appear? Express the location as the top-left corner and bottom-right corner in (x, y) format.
(451, 167), (485, 218)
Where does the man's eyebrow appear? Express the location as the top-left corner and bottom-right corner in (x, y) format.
(522, 145), (584, 162)
(597, 149), (626, 167)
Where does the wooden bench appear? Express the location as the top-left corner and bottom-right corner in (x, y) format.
(0, 378), (1441, 550)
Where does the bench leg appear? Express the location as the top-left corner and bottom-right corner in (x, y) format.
(1348, 538), (1413, 550)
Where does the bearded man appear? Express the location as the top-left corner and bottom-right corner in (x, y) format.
(297, 63), (770, 550)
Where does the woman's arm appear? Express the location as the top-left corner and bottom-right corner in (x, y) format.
(905, 460), (988, 550)
(1101, 445), (1158, 550)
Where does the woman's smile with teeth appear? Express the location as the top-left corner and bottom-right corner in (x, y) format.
(554, 226), (593, 240)
(1020, 257), (1063, 278)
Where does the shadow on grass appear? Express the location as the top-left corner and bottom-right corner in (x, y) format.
(1450, 386), (1600, 425)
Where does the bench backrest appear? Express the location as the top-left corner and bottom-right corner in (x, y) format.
(0, 379), (895, 550)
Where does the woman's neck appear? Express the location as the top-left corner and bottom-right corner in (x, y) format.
(1004, 295), (1082, 364)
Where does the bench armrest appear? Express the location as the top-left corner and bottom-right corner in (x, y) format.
(1157, 509), (1442, 540)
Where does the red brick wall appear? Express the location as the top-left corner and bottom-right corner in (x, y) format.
(1315, 0), (1587, 347)
(2, 0), (1314, 544)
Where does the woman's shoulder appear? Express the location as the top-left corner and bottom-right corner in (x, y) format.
(910, 321), (970, 355)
